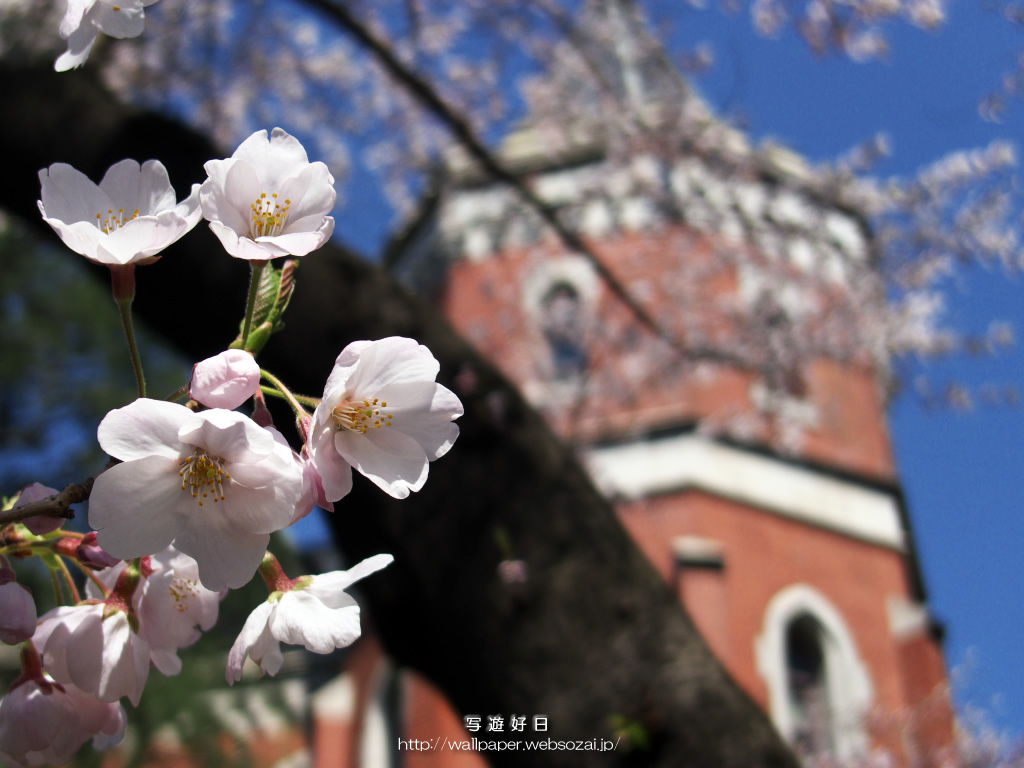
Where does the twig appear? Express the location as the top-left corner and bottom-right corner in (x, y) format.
(1, 478), (95, 528)
(301, 0), (722, 363)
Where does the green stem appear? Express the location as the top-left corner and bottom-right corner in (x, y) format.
(260, 369), (314, 417)
(260, 385), (320, 409)
(111, 266), (146, 399)
(117, 301), (146, 399)
(240, 260), (268, 351)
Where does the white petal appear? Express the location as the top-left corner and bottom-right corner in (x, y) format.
(208, 221), (282, 261)
(97, 398), (192, 461)
(55, 22), (98, 70)
(226, 602), (276, 683)
(98, 159), (175, 216)
(335, 427), (428, 499)
(377, 381), (463, 460)
(258, 222), (333, 257)
(281, 162), (336, 226)
(307, 418), (354, 503)
(270, 591), (361, 654)
(89, 456), (186, 559)
(60, 0), (94, 37)
(38, 163), (111, 226)
(348, 337), (441, 396)
(307, 554), (394, 606)
(199, 159), (252, 236)
(171, 517), (270, 591)
(177, 408), (274, 464)
(39, 216), (105, 261)
(92, 3), (146, 38)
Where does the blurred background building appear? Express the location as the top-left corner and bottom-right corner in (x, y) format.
(314, 94), (958, 768)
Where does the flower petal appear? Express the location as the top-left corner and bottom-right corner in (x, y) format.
(97, 398), (192, 461)
(307, 418), (354, 503)
(38, 163), (111, 227)
(270, 591), (361, 654)
(226, 602), (275, 683)
(306, 554), (394, 606)
(177, 409), (274, 464)
(377, 381), (463, 460)
(171, 517), (270, 591)
(89, 456), (186, 559)
(335, 427), (428, 499)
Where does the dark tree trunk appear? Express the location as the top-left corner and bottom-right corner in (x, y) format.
(2, 64), (799, 768)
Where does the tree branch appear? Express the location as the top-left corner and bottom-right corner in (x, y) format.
(300, 0), (721, 362)
(1, 478), (94, 528)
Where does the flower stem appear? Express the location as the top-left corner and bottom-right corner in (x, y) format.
(240, 260), (268, 351)
(111, 266), (146, 399)
(259, 369), (313, 417)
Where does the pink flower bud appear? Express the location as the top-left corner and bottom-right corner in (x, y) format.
(0, 580), (36, 645)
(14, 482), (64, 535)
(189, 350), (261, 410)
(77, 533), (120, 570)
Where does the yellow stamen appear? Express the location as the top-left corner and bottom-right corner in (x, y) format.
(332, 397), (394, 434)
(250, 192), (291, 238)
(178, 450), (231, 507)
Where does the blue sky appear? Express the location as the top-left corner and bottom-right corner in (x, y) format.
(667, 1), (1024, 740)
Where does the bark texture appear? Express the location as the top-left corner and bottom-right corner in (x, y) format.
(2, 63), (800, 768)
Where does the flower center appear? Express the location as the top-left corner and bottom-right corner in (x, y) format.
(250, 192), (291, 238)
(331, 397), (393, 434)
(167, 576), (202, 613)
(95, 207), (140, 234)
(178, 450), (231, 507)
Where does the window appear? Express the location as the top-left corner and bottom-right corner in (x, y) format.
(539, 281), (588, 379)
(786, 614), (833, 757)
(755, 584), (873, 764)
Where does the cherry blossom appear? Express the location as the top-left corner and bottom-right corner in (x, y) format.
(88, 399), (304, 590)
(0, 675), (124, 767)
(38, 159), (201, 267)
(55, 1), (161, 72)
(0, 560), (35, 645)
(33, 603), (150, 706)
(88, 546), (222, 676)
(226, 554), (393, 683)
(199, 128), (336, 261)
(308, 337), (463, 501)
(190, 349), (262, 410)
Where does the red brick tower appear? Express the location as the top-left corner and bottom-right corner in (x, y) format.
(317, 104), (957, 768)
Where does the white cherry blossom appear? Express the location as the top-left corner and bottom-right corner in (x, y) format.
(200, 128), (336, 261)
(55, 0), (161, 72)
(87, 546), (223, 676)
(226, 554), (393, 683)
(38, 159), (201, 266)
(0, 677), (125, 767)
(190, 349), (261, 410)
(0, 580), (35, 645)
(308, 337), (463, 501)
(33, 604), (150, 706)
(89, 399), (304, 590)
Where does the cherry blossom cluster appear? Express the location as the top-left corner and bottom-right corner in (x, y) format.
(1, 125), (463, 767)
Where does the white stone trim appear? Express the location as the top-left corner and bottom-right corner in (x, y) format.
(755, 584), (874, 761)
(584, 433), (905, 550)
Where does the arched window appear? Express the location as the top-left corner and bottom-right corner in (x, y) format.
(756, 584), (873, 763)
(786, 613), (833, 757)
(539, 281), (588, 379)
